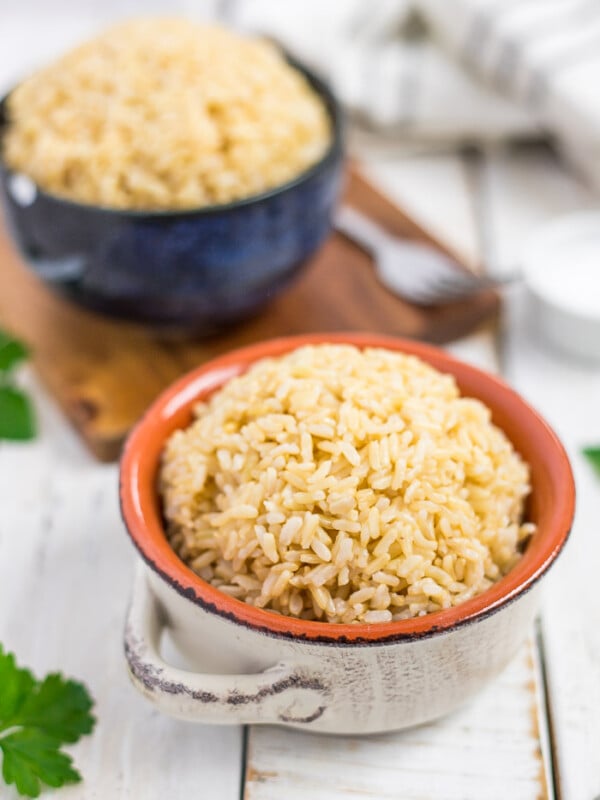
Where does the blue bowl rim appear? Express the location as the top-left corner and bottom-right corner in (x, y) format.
(0, 53), (344, 220)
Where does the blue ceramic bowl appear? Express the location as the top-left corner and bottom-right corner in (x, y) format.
(0, 62), (343, 332)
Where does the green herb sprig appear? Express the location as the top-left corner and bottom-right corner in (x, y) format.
(583, 446), (600, 477)
(0, 645), (95, 797)
(0, 330), (36, 441)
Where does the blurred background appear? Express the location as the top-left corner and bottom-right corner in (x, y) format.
(1, 3), (599, 799)
(3, 0), (599, 274)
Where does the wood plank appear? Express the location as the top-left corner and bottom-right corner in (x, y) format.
(0, 378), (243, 800)
(0, 167), (498, 462)
(244, 638), (549, 800)
(483, 144), (600, 800)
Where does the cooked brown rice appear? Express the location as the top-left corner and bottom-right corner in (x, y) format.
(160, 345), (534, 623)
(3, 18), (331, 209)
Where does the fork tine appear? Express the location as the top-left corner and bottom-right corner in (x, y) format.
(377, 259), (445, 306)
(335, 204), (503, 306)
(407, 272), (500, 306)
(432, 272), (499, 299)
(400, 279), (457, 307)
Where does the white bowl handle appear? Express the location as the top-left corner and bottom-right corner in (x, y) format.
(124, 568), (330, 726)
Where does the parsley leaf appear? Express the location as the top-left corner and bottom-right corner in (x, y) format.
(15, 674), (95, 743)
(0, 650), (35, 722)
(1, 731), (80, 797)
(0, 332), (29, 373)
(0, 645), (95, 798)
(583, 446), (600, 477)
(0, 387), (36, 441)
(0, 329), (36, 441)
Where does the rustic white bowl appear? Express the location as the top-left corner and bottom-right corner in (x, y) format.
(120, 333), (574, 734)
(522, 211), (600, 363)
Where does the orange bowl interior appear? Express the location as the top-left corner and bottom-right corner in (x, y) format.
(120, 333), (575, 642)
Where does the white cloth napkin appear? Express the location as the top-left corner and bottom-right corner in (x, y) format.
(2, 1), (599, 187)
(233, 0), (538, 141)
(420, 0), (600, 188)
(233, 0), (600, 187)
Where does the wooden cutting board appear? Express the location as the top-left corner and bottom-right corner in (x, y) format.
(0, 167), (498, 461)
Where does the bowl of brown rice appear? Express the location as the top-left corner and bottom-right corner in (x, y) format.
(0, 19), (343, 330)
(120, 333), (574, 733)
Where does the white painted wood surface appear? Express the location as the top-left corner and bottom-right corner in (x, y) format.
(505, 296), (600, 800)
(245, 638), (549, 800)
(482, 146), (600, 800)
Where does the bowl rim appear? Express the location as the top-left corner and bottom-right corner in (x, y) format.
(0, 55), (344, 219)
(119, 332), (575, 644)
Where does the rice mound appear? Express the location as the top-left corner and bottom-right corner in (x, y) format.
(3, 18), (331, 210)
(160, 345), (534, 624)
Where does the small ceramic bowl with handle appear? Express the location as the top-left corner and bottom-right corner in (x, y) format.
(119, 333), (574, 734)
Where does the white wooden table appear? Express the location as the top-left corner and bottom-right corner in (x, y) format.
(2, 16), (600, 798)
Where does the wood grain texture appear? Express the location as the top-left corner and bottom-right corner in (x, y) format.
(0, 168), (498, 461)
(244, 639), (550, 800)
(505, 313), (600, 800)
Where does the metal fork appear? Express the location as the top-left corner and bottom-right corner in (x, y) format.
(334, 205), (502, 306)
